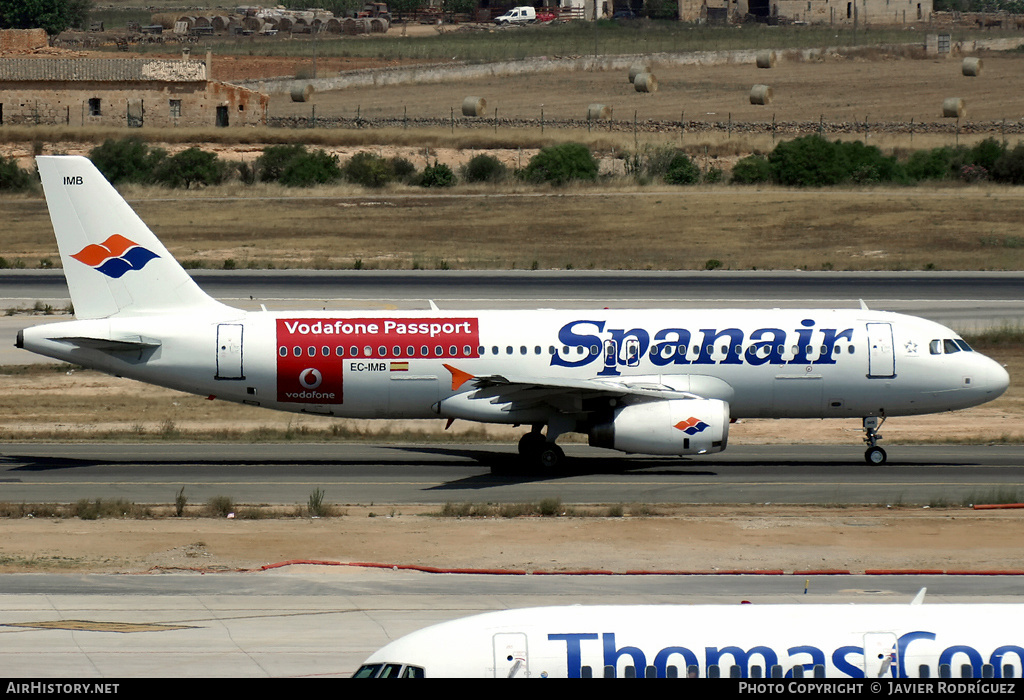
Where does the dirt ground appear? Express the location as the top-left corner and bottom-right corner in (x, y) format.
(2, 504), (1022, 576)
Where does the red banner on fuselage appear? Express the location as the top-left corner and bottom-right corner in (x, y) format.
(276, 317), (480, 404)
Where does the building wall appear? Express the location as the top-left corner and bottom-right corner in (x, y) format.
(0, 58), (267, 128)
(0, 80), (267, 128)
(679, 0), (932, 23)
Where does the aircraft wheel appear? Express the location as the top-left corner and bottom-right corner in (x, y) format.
(537, 444), (565, 469)
(518, 432), (545, 457)
(865, 446), (887, 465)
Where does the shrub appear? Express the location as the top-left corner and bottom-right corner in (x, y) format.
(0, 156), (34, 191)
(153, 148), (226, 189)
(662, 152), (700, 185)
(418, 161), (456, 188)
(991, 144), (1024, 185)
(461, 153), (508, 183)
(769, 135), (850, 187)
(903, 146), (967, 181)
(279, 149), (341, 187)
(343, 151), (395, 188)
(730, 154), (772, 184)
(255, 144), (307, 182)
(970, 137), (1006, 172)
(88, 138), (166, 185)
(390, 156), (418, 183)
(523, 142), (598, 186)
(256, 145), (341, 187)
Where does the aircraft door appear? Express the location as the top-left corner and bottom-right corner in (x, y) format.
(493, 633), (529, 678)
(603, 339), (617, 370)
(866, 322), (895, 378)
(863, 632), (898, 677)
(215, 323), (245, 380)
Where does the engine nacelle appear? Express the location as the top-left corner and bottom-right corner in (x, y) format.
(588, 399), (730, 456)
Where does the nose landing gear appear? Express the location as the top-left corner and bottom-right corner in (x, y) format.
(863, 416), (887, 465)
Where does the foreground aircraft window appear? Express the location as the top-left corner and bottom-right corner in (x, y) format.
(770, 664), (783, 678)
(477, 346), (484, 355)
(278, 346), (287, 357)
(322, 346), (330, 357)
(919, 665), (930, 678)
(519, 346), (527, 355)
(930, 340), (943, 355)
(944, 339), (961, 354)
(961, 664), (973, 678)
(363, 346), (372, 357)
(353, 664), (382, 678)
(336, 347), (345, 357)
(393, 346), (401, 356)
(940, 664), (951, 678)
(623, 666), (636, 678)
(602, 666), (614, 678)
(792, 665), (804, 678)
(645, 665), (657, 678)
(813, 665), (825, 678)
(687, 665), (699, 678)
(378, 346), (387, 356)
(352, 346), (360, 356)
(402, 666), (424, 678)
(591, 345), (600, 356)
(507, 346), (514, 355)
(434, 345), (443, 356)
(409, 346), (416, 356)
(750, 665), (763, 678)
(549, 346), (556, 355)
(955, 339), (973, 352)
(534, 346), (541, 355)
(450, 345), (458, 356)
(420, 345), (428, 356)
(707, 664), (720, 678)
(665, 666), (678, 678)
(1003, 664), (1016, 678)
(982, 664), (995, 678)
(580, 666), (592, 678)
(307, 347), (315, 357)
(491, 346), (499, 355)
(377, 663), (404, 678)
(293, 346), (301, 357)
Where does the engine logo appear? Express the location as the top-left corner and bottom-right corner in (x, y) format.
(674, 417), (709, 435)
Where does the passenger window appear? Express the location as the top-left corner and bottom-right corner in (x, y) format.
(307, 346), (316, 357)
(337, 346), (345, 356)
(507, 346), (513, 355)
(393, 345), (401, 356)
(420, 345), (428, 356)
(278, 346), (287, 357)
(434, 345), (443, 356)
(363, 346), (372, 357)
(378, 345), (387, 356)
(322, 346), (330, 357)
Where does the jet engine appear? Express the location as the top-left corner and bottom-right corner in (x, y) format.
(588, 398), (729, 455)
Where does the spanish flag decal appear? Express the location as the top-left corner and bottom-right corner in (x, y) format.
(390, 362), (409, 372)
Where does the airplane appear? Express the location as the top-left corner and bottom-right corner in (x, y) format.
(355, 597), (1024, 678)
(17, 156), (1010, 469)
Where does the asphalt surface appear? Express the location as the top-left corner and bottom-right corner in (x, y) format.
(2, 443), (1022, 506)
(1, 571), (1021, 678)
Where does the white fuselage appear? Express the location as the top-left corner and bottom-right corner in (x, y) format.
(19, 307), (1009, 423)
(356, 604), (1024, 679)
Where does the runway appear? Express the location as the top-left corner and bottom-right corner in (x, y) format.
(2, 443), (1022, 506)
(2, 570), (1022, 678)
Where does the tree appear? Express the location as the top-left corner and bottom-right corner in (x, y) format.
(153, 148), (226, 189)
(523, 143), (598, 186)
(89, 138), (166, 185)
(0, 0), (91, 35)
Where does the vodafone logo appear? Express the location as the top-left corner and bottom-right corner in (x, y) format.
(299, 368), (323, 389)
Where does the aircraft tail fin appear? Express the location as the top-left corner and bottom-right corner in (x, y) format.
(36, 155), (226, 320)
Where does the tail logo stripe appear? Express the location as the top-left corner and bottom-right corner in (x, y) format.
(72, 235), (160, 279)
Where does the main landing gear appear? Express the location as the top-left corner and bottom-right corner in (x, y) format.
(518, 425), (565, 469)
(863, 416), (887, 465)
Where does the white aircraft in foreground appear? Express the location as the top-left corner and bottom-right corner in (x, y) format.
(19, 156), (1009, 468)
(356, 599), (1023, 678)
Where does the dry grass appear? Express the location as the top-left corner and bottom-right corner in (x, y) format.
(5, 179), (1024, 271)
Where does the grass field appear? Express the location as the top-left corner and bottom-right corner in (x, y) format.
(3, 179), (1024, 272)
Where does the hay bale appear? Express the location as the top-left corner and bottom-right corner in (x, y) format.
(369, 17), (389, 33)
(461, 96), (487, 117)
(750, 84), (773, 105)
(633, 72), (658, 93)
(210, 15), (231, 32)
(290, 83), (315, 103)
(962, 57), (982, 76)
(942, 97), (966, 118)
(756, 50), (776, 69)
(628, 62), (651, 83)
(587, 104), (612, 120)
(325, 17), (342, 33)
(242, 16), (265, 32)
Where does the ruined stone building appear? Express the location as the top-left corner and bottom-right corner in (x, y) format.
(679, 0), (933, 23)
(0, 41), (267, 128)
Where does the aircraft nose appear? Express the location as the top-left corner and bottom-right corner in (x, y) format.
(980, 357), (1010, 400)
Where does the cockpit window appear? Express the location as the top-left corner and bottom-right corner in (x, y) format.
(353, 663), (425, 678)
(929, 340), (942, 355)
(954, 339), (973, 352)
(943, 339), (961, 354)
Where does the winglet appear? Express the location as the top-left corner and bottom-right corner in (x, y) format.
(443, 363), (475, 391)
